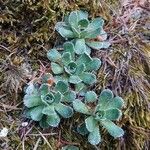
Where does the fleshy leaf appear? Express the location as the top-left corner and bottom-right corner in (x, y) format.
(62, 145), (79, 150)
(47, 49), (61, 62)
(63, 91), (76, 102)
(77, 123), (89, 135)
(88, 125), (101, 145)
(100, 120), (124, 138)
(42, 105), (55, 116)
(98, 89), (114, 109)
(73, 99), (90, 114)
(78, 19), (89, 28)
(30, 106), (44, 121)
(46, 113), (60, 127)
(54, 92), (62, 103)
(55, 103), (73, 118)
(62, 52), (72, 66)
(85, 116), (97, 132)
(77, 10), (88, 20)
(75, 63), (85, 75)
(41, 92), (55, 105)
(39, 84), (49, 96)
(65, 62), (77, 74)
(104, 109), (122, 120)
(24, 94), (42, 108)
(81, 18), (104, 38)
(25, 83), (35, 95)
(75, 39), (86, 54)
(80, 72), (96, 85)
(86, 41), (110, 50)
(39, 116), (49, 128)
(55, 22), (74, 38)
(76, 53), (92, 67)
(63, 42), (75, 58)
(51, 62), (63, 74)
(109, 96), (125, 109)
(55, 81), (69, 94)
(68, 11), (79, 28)
(69, 75), (82, 84)
(86, 58), (101, 71)
(75, 82), (87, 93)
(85, 91), (97, 103)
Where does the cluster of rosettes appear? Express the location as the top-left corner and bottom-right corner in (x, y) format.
(23, 10), (124, 146)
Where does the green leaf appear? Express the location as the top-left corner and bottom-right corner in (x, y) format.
(78, 19), (89, 28)
(73, 99), (90, 114)
(47, 49), (61, 62)
(110, 96), (125, 109)
(77, 123), (89, 135)
(39, 84), (49, 96)
(86, 41), (110, 50)
(65, 62), (77, 74)
(88, 125), (101, 145)
(39, 116), (49, 128)
(85, 116), (97, 132)
(69, 75), (82, 84)
(98, 89), (114, 109)
(77, 10), (88, 20)
(75, 63), (85, 75)
(51, 62), (63, 74)
(62, 145), (79, 150)
(81, 18), (104, 38)
(55, 103), (73, 118)
(63, 91), (76, 102)
(24, 94), (42, 108)
(63, 42), (75, 58)
(41, 92), (55, 104)
(55, 81), (69, 94)
(41, 73), (53, 84)
(54, 92), (62, 103)
(75, 83), (87, 92)
(74, 39), (86, 54)
(85, 91), (97, 103)
(76, 53), (92, 67)
(42, 105), (55, 116)
(46, 113), (60, 127)
(25, 83), (35, 95)
(30, 106), (44, 121)
(100, 120), (124, 138)
(55, 22), (74, 38)
(62, 52), (72, 66)
(104, 109), (122, 120)
(68, 11), (79, 28)
(80, 72), (96, 85)
(86, 58), (101, 71)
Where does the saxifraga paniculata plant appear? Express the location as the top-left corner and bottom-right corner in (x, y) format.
(23, 10), (125, 147)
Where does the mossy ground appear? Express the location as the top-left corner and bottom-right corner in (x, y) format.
(0, 0), (150, 149)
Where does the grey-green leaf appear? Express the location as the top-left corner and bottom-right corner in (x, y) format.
(63, 91), (76, 103)
(30, 106), (44, 121)
(77, 123), (89, 135)
(86, 41), (110, 50)
(80, 72), (96, 85)
(55, 81), (69, 94)
(100, 120), (124, 138)
(69, 75), (82, 84)
(24, 94), (42, 108)
(88, 125), (101, 145)
(104, 109), (122, 120)
(55, 103), (73, 118)
(46, 113), (60, 127)
(75, 39), (86, 54)
(62, 52), (72, 66)
(86, 58), (101, 71)
(51, 62), (63, 74)
(73, 99), (90, 114)
(85, 116), (97, 132)
(47, 49), (61, 62)
(42, 105), (55, 116)
(85, 91), (97, 103)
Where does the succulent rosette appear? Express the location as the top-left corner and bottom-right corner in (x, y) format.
(73, 89), (124, 145)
